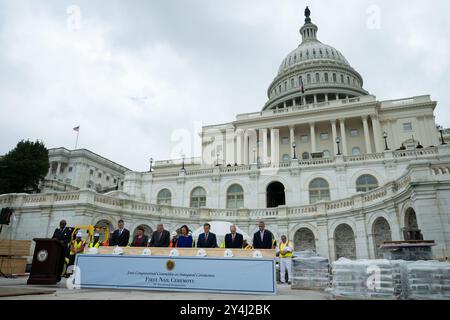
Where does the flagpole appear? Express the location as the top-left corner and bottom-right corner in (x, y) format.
(74, 127), (80, 149)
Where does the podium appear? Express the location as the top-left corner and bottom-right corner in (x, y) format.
(27, 238), (66, 285)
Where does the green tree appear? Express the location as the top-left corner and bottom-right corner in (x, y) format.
(0, 140), (49, 194)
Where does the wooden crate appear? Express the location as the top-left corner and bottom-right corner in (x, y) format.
(0, 240), (32, 256)
(0, 257), (27, 275)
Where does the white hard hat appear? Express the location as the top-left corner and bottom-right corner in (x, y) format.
(171, 231), (177, 237)
(94, 233), (100, 237)
(76, 231), (83, 238)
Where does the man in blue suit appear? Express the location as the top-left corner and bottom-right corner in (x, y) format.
(196, 223), (218, 248)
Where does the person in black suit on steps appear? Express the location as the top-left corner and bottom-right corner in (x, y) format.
(196, 223), (218, 248)
(224, 224), (244, 248)
(109, 219), (130, 246)
(252, 221), (274, 249)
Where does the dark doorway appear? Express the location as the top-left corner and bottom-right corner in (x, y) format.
(266, 181), (286, 208)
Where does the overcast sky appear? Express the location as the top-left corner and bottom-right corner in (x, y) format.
(0, 0), (449, 171)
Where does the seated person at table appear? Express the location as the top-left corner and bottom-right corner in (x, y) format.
(176, 225), (193, 248)
(130, 226), (149, 247)
(197, 223), (218, 248)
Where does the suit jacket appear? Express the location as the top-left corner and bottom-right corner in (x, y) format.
(196, 232), (218, 248)
(252, 229), (273, 249)
(224, 233), (244, 249)
(109, 228), (130, 247)
(149, 230), (170, 247)
(130, 235), (149, 247)
(52, 227), (73, 246)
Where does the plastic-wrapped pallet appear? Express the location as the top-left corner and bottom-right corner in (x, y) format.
(404, 261), (450, 300)
(327, 258), (406, 300)
(291, 250), (330, 290)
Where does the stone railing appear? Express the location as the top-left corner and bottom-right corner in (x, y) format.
(1, 159), (447, 222)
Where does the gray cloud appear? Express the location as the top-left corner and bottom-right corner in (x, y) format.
(0, 0), (448, 171)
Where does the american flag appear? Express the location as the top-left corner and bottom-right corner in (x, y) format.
(300, 77), (305, 94)
(73, 126), (80, 132)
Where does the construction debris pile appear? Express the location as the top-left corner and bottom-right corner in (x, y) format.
(291, 251), (330, 290)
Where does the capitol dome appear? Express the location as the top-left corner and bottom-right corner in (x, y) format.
(263, 7), (369, 111)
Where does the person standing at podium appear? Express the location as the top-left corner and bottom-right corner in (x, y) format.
(197, 223), (218, 248)
(252, 221), (274, 249)
(51, 219), (73, 278)
(224, 225), (243, 248)
(109, 219), (130, 246)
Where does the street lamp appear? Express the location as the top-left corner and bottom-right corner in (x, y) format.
(181, 154), (186, 171)
(292, 142), (297, 159)
(149, 157), (153, 172)
(438, 125), (447, 145)
(335, 137), (341, 156)
(116, 177), (120, 191)
(383, 131), (390, 150)
(252, 148), (257, 164)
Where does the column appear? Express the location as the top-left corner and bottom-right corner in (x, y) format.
(289, 125), (296, 159)
(270, 128), (279, 164)
(262, 128), (268, 164)
(331, 120), (338, 155)
(236, 130), (243, 165)
(310, 122), (316, 153)
(371, 114), (383, 153)
(56, 162), (62, 176)
(335, 93), (339, 100)
(302, 96), (306, 105)
(292, 98), (296, 106)
(244, 131), (249, 165)
(313, 95), (318, 104)
(362, 116), (372, 154)
(339, 118), (348, 156)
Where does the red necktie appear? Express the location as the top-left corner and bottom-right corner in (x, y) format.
(205, 233), (208, 243)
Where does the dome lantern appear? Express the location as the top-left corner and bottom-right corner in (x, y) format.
(300, 6), (318, 43)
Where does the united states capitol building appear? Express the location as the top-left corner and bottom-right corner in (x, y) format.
(2, 8), (450, 261)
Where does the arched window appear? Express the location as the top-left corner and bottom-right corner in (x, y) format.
(226, 184), (244, 209)
(157, 188), (172, 205)
(352, 147), (361, 156)
(302, 152), (310, 160)
(307, 74), (311, 84)
(333, 73), (337, 82)
(315, 73), (320, 83)
(190, 187), (206, 208)
(291, 78), (295, 88)
(282, 154), (290, 162)
(356, 174), (379, 192)
(324, 73), (329, 82)
(340, 74), (344, 83)
(309, 178), (330, 204)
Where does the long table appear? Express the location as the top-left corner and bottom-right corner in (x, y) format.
(74, 248), (277, 295)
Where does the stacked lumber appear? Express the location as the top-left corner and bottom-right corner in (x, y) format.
(0, 240), (31, 275)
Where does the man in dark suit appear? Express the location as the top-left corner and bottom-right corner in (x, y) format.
(196, 223), (218, 248)
(149, 223), (170, 247)
(252, 221), (273, 249)
(109, 219), (130, 246)
(52, 220), (73, 247)
(224, 224), (243, 248)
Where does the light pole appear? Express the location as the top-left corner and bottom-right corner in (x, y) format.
(149, 157), (153, 172)
(336, 137), (341, 156)
(438, 125), (447, 145)
(116, 177), (120, 191)
(292, 142), (297, 160)
(252, 148), (257, 164)
(383, 131), (390, 150)
(181, 154), (186, 171)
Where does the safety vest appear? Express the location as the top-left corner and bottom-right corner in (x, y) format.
(220, 241), (225, 248)
(89, 241), (100, 248)
(70, 240), (85, 255)
(244, 244), (253, 250)
(279, 241), (293, 258)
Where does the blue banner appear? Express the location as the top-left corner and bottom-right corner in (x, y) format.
(75, 254), (276, 295)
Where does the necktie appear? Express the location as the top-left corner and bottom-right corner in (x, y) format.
(260, 231), (264, 242)
(158, 232), (162, 241)
(205, 233), (208, 243)
(119, 229), (122, 236)
(232, 234), (235, 244)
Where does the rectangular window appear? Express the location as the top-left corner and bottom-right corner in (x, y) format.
(301, 135), (309, 143)
(320, 132), (329, 140)
(281, 137), (289, 145)
(350, 129), (359, 137)
(68, 167), (73, 172)
(403, 122), (413, 131)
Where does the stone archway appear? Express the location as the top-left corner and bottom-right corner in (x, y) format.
(132, 224), (153, 238)
(372, 217), (392, 258)
(334, 224), (356, 260)
(403, 207), (423, 240)
(266, 181), (286, 208)
(294, 227), (316, 251)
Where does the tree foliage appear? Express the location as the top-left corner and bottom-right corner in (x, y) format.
(0, 140), (49, 194)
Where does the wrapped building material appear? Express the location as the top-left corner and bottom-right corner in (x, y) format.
(291, 251), (330, 290)
(404, 261), (450, 300)
(328, 258), (406, 300)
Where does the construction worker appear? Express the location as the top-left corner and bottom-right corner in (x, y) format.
(243, 239), (253, 250)
(276, 235), (293, 285)
(169, 231), (178, 248)
(68, 231), (86, 268)
(89, 233), (101, 249)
